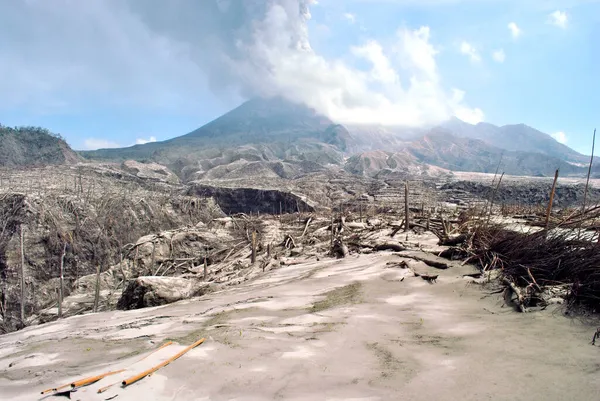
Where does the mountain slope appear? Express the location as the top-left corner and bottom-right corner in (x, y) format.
(405, 129), (585, 176)
(0, 125), (81, 167)
(80, 97), (595, 179)
(81, 97), (349, 177)
(345, 129), (588, 178)
(439, 118), (587, 164)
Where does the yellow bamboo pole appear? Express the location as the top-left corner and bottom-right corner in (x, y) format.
(42, 341), (174, 395)
(70, 369), (125, 388)
(41, 383), (70, 395)
(97, 341), (175, 393)
(122, 338), (206, 387)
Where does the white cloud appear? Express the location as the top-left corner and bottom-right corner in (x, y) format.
(459, 41), (481, 62)
(452, 89), (484, 124)
(83, 138), (121, 150)
(492, 49), (506, 63)
(0, 1), (483, 128)
(551, 131), (568, 144)
(135, 136), (157, 145)
(351, 41), (399, 84)
(344, 13), (356, 23)
(508, 22), (521, 38)
(549, 10), (568, 28)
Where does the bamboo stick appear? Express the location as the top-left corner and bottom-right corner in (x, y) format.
(42, 341), (175, 395)
(70, 369), (125, 389)
(122, 338), (206, 387)
(97, 341), (174, 393)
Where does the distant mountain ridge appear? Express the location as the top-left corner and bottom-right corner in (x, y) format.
(63, 97), (600, 179)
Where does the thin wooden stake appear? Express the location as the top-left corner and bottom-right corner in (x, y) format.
(404, 181), (410, 232)
(19, 225), (25, 324)
(486, 172), (505, 224)
(251, 231), (257, 264)
(203, 249), (208, 281)
(93, 264), (101, 313)
(330, 214), (334, 251)
(58, 242), (66, 319)
(545, 169), (559, 231)
(579, 128), (596, 239)
(359, 202), (363, 223)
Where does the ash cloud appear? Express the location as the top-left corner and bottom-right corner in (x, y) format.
(0, 0), (483, 126)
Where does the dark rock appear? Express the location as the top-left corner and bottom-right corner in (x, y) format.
(117, 277), (213, 310)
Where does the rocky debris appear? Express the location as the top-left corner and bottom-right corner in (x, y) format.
(121, 160), (180, 184)
(117, 276), (214, 310)
(187, 184), (315, 215)
(440, 180), (600, 207)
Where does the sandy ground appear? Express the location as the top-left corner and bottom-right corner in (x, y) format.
(1, 249), (599, 401)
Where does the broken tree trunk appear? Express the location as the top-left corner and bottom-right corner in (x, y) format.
(487, 172), (505, 224)
(58, 242), (66, 319)
(374, 243), (405, 252)
(404, 182), (410, 233)
(502, 277), (527, 313)
(301, 217), (312, 237)
(20, 225), (26, 324)
(332, 238), (348, 258)
(203, 250), (208, 281)
(545, 169), (559, 231)
(283, 234), (296, 249)
(93, 264), (101, 313)
(330, 214), (334, 250)
(359, 202), (363, 223)
(118, 251), (127, 282)
(251, 231), (257, 264)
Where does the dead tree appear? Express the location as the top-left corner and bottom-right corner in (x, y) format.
(251, 231), (257, 264)
(19, 224), (25, 324)
(93, 264), (101, 313)
(58, 242), (66, 318)
(544, 169), (559, 231)
(404, 182), (410, 233)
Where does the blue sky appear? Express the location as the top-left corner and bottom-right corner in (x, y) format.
(0, 0), (598, 154)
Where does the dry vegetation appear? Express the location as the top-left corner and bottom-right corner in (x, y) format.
(1, 161), (600, 335)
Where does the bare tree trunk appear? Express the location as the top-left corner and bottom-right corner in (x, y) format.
(19, 225), (25, 324)
(118, 251), (127, 282)
(58, 242), (66, 319)
(487, 172), (505, 224)
(330, 214), (334, 251)
(251, 231), (257, 264)
(203, 248), (208, 281)
(359, 202), (363, 223)
(404, 182), (410, 233)
(544, 169), (559, 231)
(93, 264), (101, 313)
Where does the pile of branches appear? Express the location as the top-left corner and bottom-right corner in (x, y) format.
(463, 225), (600, 311)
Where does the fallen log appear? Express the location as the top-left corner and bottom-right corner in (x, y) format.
(502, 277), (527, 313)
(374, 243), (406, 252)
(399, 254), (450, 269)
